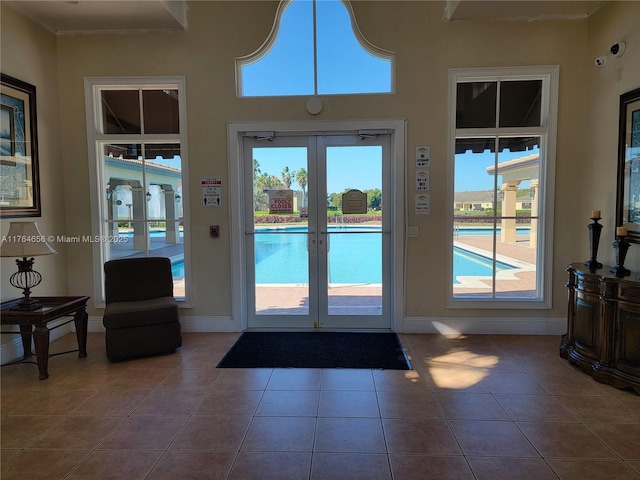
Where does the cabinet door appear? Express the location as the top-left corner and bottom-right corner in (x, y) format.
(612, 301), (640, 378)
(573, 293), (601, 361)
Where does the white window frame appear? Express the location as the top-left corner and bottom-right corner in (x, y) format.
(84, 76), (191, 307)
(447, 66), (559, 309)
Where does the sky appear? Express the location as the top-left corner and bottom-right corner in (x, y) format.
(253, 144), (538, 195)
(253, 146), (382, 194)
(455, 147), (539, 192)
(241, 0), (391, 96)
(239, 0), (541, 194)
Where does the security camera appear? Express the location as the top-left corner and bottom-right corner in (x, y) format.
(595, 56), (607, 67)
(610, 42), (626, 57)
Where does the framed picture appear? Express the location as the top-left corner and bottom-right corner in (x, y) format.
(616, 87), (640, 244)
(0, 74), (41, 217)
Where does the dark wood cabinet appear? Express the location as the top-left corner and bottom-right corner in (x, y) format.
(561, 263), (640, 394)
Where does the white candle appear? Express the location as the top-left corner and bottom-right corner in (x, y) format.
(591, 210), (601, 219)
(617, 226), (627, 236)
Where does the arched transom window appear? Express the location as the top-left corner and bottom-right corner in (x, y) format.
(236, 0), (394, 97)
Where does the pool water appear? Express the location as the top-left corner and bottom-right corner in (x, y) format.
(254, 228), (381, 284)
(172, 261), (185, 279)
(170, 226), (517, 283)
(452, 248), (513, 284)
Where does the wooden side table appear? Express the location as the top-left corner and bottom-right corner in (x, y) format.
(1, 296), (90, 379)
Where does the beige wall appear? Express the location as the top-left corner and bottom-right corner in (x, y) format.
(2, 1), (638, 333)
(0, 6), (69, 301)
(585, 0), (640, 272)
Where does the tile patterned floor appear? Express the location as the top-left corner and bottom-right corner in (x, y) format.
(1, 333), (639, 479)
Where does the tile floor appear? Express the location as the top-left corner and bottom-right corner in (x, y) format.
(1, 332), (639, 479)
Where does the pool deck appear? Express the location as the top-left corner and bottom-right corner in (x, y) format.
(255, 235), (538, 313)
(113, 232), (538, 307)
(454, 235), (537, 297)
(255, 284), (382, 316)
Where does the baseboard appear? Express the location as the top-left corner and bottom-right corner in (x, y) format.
(87, 315), (238, 333)
(400, 316), (566, 335)
(58, 315), (566, 336)
(0, 318), (74, 364)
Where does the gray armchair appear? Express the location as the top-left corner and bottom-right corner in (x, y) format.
(103, 257), (182, 362)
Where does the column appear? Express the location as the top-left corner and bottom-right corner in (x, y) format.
(108, 193), (119, 238)
(529, 179), (539, 249)
(164, 189), (178, 244)
(501, 182), (519, 243)
(132, 185), (149, 251)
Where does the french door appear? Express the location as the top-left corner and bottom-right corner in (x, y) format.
(243, 133), (392, 330)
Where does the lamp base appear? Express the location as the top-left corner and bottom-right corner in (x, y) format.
(11, 297), (42, 311)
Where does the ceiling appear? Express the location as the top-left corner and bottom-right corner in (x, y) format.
(444, 0), (606, 21)
(3, 0), (607, 35)
(3, 0), (188, 34)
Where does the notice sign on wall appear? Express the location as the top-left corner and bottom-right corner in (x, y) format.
(416, 170), (430, 191)
(415, 193), (430, 215)
(268, 189), (294, 214)
(202, 177), (222, 206)
(342, 189), (367, 214)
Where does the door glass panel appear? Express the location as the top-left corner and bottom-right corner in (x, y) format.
(325, 146), (382, 316)
(252, 146), (310, 315)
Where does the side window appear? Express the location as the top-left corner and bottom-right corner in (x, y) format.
(86, 80), (187, 301)
(449, 67), (558, 307)
(236, 0), (394, 97)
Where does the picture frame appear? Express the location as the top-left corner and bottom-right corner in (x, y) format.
(616, 87), (640, 244)
(0, 74), (41, 218)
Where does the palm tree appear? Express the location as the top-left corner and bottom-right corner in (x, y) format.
(295, 168), (308, 207)
(253, 159), (262, 210)
(281, 166), (293, 189)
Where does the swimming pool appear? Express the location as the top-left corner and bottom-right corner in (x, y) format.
(253, 226), (514, 284)
(170, 226), (517, 283)
(254, 227), (381, 284)
(452, 248), (514, 284)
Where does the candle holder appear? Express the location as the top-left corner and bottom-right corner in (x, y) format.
(584, 217), (603, 271)
(610, 235), (631, 277)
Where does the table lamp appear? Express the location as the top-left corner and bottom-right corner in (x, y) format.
(0, 222), (57, 310)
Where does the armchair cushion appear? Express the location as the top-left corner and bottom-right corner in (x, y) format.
(103, 297), (179, 330)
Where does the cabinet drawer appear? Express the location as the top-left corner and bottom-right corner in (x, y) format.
(575, 275), (601, 295)
(618, 283), (640, 303)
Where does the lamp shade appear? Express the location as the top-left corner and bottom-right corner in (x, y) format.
(0, 222), (57, 257)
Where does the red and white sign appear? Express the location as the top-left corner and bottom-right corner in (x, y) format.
(201, 176), (222, 207)
(268, 189), (293, 214)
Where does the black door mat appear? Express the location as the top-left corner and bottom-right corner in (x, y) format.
(217, 332), (412, 370)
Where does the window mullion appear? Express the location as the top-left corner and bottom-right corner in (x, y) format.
(455, 127), (546, 137)
(312, 0), (318, 95)
(139, 90), (145, 134)
(95, 133), (181, 143)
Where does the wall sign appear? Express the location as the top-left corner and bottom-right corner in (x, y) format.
(201, 177), (222, 206)
(342, 189), (367, 214)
